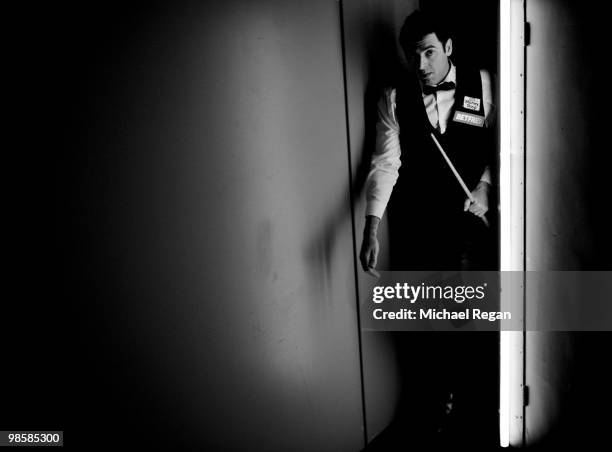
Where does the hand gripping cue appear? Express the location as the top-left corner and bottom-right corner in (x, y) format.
(430, 133), (490, 228)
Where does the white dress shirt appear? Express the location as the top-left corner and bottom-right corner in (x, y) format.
(365, 63), (496, 219)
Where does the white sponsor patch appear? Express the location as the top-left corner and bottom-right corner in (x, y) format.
(453, 111), (485, 127)
(463, 96), (481, 111)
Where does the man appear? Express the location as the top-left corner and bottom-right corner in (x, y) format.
(357, 11), (499, 445)
(360, 10), (496, 273)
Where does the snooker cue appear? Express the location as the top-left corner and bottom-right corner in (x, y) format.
(430, 133), (490, 228)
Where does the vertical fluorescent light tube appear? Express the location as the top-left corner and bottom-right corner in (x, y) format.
(499, 0), (525, 448)
(499, 0), (511, 446)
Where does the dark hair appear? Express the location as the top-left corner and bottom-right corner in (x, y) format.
(399, 10), (452, 53)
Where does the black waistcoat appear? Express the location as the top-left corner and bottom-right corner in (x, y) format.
(389, 66), (494, 228)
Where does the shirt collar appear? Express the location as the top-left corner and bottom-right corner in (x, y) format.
(442, 62), (456, 85)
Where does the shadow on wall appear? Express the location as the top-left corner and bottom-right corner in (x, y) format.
(421, 0), (498, 73)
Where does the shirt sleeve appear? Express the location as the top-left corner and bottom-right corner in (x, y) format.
(364, 88), (401, 219)
(480, 68), (497, 129)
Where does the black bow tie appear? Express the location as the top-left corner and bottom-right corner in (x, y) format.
(422, 81), (456, 95)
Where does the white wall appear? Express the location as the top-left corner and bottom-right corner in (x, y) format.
(55, 1), (365, 449)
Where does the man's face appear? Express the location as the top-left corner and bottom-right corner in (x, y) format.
(409, 32), (452, 86)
